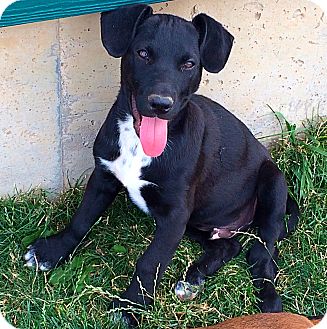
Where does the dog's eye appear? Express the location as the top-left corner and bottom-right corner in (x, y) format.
(137, 49), (149, 60)
(181, 61), (195, 71)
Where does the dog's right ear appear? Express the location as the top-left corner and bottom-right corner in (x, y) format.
(101, 5), (153, 58)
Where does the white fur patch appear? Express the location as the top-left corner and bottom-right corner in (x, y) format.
(99, 115), (155, 213)
(175, 280), (204, 301)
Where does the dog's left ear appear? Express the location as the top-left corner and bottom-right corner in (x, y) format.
(101, 5), (153, 58)
(192, 14), (234, 73)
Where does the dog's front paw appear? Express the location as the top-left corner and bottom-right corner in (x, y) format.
(109, 299), (139, 328)
(174, 279), (204, 301)
(24, 236), (69, 271)
(108, 310), (136, 329)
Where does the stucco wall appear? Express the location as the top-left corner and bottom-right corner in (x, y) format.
(0, 0), (326, 195)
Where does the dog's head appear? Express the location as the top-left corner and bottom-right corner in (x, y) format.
(101, 5), (233, 156)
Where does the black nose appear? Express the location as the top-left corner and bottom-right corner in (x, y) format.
(148, 94), (174, 113)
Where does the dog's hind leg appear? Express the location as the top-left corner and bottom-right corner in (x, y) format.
(175, 227), (241, 301)
(278, 194), (300, 240)
(246, 160), (299, 313)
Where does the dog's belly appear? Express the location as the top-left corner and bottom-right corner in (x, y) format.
(99, 115), (154, 213)
(192, 197), (257, 239)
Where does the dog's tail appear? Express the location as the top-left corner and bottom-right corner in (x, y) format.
(278, 194), (300, 241)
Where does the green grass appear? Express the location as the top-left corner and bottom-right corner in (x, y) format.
(0, 117), (326, 328)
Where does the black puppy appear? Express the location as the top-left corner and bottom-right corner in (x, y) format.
(24, 4), (299, 326)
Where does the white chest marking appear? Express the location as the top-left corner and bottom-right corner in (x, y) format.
(99, 115), (154, 213)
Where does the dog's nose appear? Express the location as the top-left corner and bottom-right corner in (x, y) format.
(148, 94), (174, 113)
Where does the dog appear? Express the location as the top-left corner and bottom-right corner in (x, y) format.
(24, 4), (300, 326)
(194, 313), (323, 329)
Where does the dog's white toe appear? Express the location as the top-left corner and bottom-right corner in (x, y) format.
(39, 262), (51, 271)
(25, 257), (36, 268)
(24, 247), (38, 268)
(24, 249), (33, 261)
(174, 280), (203, 301)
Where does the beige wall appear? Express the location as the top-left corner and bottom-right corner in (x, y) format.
(0, 0), (326, 195)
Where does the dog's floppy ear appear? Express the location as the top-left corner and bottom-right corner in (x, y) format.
(192, 14), (234, 73)
(101, 5), (153, 58)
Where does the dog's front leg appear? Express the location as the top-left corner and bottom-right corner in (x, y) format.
(112, 209), (188, 325)
(24, 168), (122, 270)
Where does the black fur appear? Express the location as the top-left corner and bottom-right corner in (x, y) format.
(25, 5), (299, 326)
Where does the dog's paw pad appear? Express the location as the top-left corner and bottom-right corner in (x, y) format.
(174, 280), (204, 301)
(23, 247), (52, 271)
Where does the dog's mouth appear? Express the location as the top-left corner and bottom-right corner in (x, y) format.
(131, 95), (168, 158)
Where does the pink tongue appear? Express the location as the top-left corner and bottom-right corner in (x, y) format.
(140, 117), (168, 157)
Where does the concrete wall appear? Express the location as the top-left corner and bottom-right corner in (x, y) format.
(0, 0), (326, 196)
